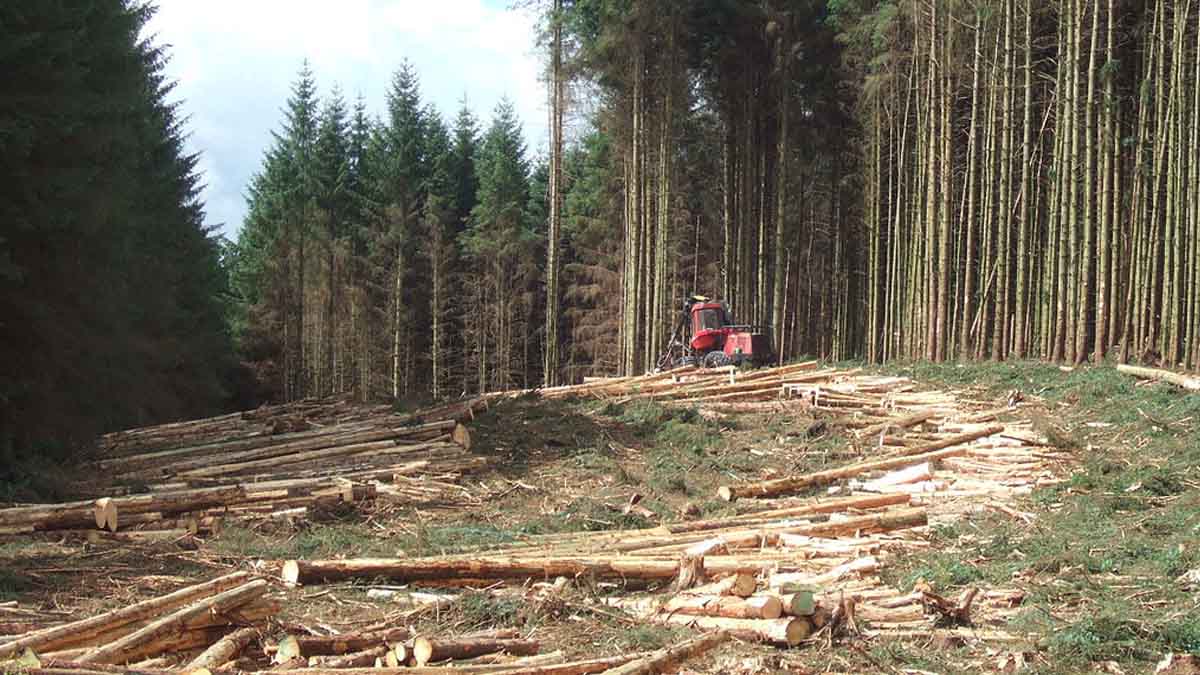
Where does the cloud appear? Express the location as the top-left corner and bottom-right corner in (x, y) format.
(145, 0), (548, 239)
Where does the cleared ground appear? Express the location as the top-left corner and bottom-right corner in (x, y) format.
(1, 362), (1198, 674)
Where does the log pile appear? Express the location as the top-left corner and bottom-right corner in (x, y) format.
(2, 363), (1071, 674)
(267, 363), (1066, 656)
(0, 572), (275, 667)
(1, 397), (488, 537)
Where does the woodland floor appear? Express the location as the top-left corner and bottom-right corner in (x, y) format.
(2, 362), (1199, 674)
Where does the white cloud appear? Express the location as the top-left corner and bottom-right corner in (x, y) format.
(146, 0), (548, 238)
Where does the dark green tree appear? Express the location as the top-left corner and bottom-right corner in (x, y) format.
(0, 1), (234, 470)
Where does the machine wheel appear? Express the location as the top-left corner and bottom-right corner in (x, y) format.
(703, 351), (732, 368)
(675, 355), (698, 368)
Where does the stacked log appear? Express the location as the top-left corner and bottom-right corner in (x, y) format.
(0, 572), (273, 666)
(2, 397), (487, 536)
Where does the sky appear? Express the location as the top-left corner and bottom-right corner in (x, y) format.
(145, 0), (548, 240)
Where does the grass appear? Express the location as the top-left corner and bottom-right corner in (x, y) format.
(594, 399), (776, 498)
(865, 360), (1200, 673)
(0, 567), (36, 601)
(210, 522), (399, 560)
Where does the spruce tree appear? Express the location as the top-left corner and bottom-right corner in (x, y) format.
(464, 99), (535, 391)
(0, 1), (233, 465)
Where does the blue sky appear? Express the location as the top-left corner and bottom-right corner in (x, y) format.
(145, 0), (547, 240)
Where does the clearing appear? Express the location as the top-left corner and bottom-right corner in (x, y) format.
(1, 361), (1198, 674)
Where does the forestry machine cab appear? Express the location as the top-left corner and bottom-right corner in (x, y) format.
(655, 294), (774, 371)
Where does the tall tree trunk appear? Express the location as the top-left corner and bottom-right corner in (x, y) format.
(961, 12), (984, 359)
(544, 0), (564, 386)
(1075, 0), (1099, 363)
(1014, 0), (1034, 358)
(773, 20), (789, 361)
(1095, 0), (1115, 361)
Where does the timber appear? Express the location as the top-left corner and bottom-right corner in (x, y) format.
(410, 636), (539, 666)
(657, 615), (811, 646)
(183, 627), (259, 671)
(77, 580), (269, 664)
(1116, 364), (1200, 390)
(718, 430), (1001, 500)
(599, 631), (728, 675)
(659, 594), (783, 620)
(0, 572), (253, 658)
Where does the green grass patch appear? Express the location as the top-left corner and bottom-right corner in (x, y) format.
(864, 361), (1200, 671)
(614, 623), (693, 652)
(210, 522), (396, 560)
(455, 590), (524, 629)
(0, 567), (36, 601)
(408, 523), (518, 556)
(517, 497), (655, 535)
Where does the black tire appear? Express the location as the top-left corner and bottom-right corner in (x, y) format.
(676, 356), (698, 368)
(703, 351), (732, 368)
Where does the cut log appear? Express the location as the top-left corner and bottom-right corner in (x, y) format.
(177, 438), (451, 479)
(183, 627), (258, 671)
(666, 493), (911, 533)
(718, 428), (1002, 500)
(861, 463), (932, 491)
(1117, 364), (1200, 390)
(281, 556), (746, 586)
(657, 615), (811, 646)
(599, 631), (728, 675)
(887, 426), (1007, 459)
(780, 590), (815, 616)
(858, 411), (937, 439)
(769, 556), (879, 589)
(451, 424), (472, 450)
(306, 645), (390, 668)
(0, 572), (252, 658)
(77, 579), (269, 664)
(282, 628), (411, 657)
(629, 509), (928, 556)
(660, 595), (782, 620)
(93, 499), (117, 532)
(411, 636), (539, 666)
(681, 573), (757, 598)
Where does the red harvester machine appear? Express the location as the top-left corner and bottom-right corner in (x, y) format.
(656, 294), (774, 370)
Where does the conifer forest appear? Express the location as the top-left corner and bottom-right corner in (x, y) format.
(6, 3), (1200, 672)
(5, 0), (1200, 448)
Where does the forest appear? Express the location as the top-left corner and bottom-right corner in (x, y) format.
(228, 0), (1200, 409)
(4, 0), (1200, 454)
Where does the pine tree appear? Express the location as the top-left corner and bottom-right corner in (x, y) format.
(421, 113), (457, 399)
(464, 99), (533, 392)
(377, 61), (427, 399)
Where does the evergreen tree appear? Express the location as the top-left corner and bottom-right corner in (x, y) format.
(463, 99), (536, 391)
(421, 113), (458, 399)
(376, 61), (428, 398)
(314, 88), (350, 395)
(450, 99), (481, 231)
(233, 64), (322, 401)
(0, 1), (234, 466)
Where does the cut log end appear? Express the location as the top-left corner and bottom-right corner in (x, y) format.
(783, 617), (813, 645)
(93, 498), (117, 532)
(280, 560), (301, 586)
(451, 424), (472, 450)
(412, 637), (433, 666)
(717, 486), (736, 502)
(273, 635), (301, 664)
(749, 595), (784, 620)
